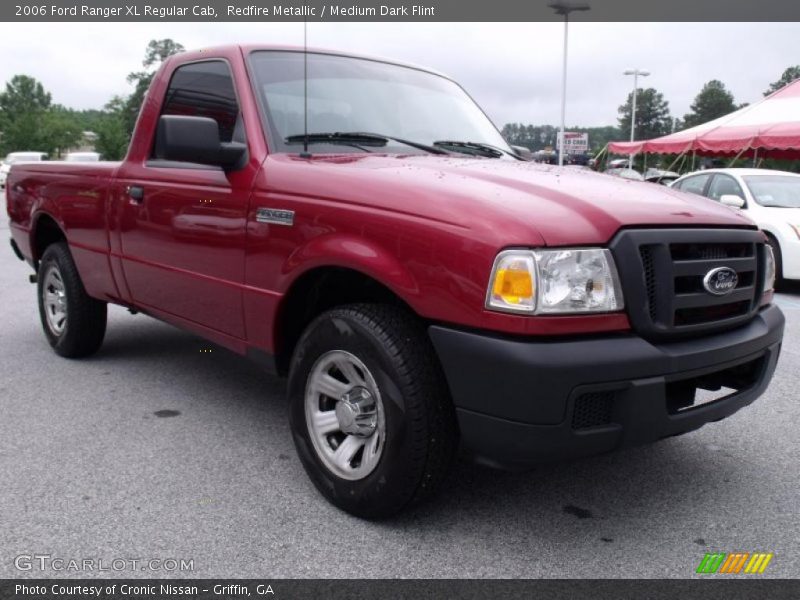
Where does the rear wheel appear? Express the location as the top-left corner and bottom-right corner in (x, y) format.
(288, 304), (458, 519)
(37, 242), (107, 357)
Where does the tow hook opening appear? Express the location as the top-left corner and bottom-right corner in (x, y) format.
(666, 356), (766, 414)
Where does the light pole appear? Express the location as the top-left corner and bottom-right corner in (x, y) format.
(624, 68), (650, 169)
(549, 1), (590, 166)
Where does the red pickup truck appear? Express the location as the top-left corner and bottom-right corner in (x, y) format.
(6, 45), (784, 518)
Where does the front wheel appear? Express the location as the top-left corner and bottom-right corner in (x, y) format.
(288, 304), (458, 519)
(37, 242), (107, 357)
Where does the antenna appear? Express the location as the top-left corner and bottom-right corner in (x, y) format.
(300, 14), (311, 158)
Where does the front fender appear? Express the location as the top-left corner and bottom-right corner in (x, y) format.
(281, 232), (420, 301)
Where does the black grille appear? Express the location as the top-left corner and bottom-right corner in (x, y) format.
(640, 246), (658, 320)
(572, 392), (615, 430)
(670, 243), (752, 261)
(611, 229), (766, 340)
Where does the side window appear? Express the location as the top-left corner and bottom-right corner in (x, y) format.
(678, 173), (712, 196)
(159, 61), (241, 146)
(707, 174), (745, 202)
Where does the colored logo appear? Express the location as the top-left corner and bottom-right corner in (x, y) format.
(703, 267), (738, 296)
(696, 552), (773, 574)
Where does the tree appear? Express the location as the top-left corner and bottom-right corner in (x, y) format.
(764, 66), (800, 96)
(0, 76), (80, 156)
(94, 96), (130, 160)
(618, 87), (672, 141)
(682, 80), (736, 128)
(501, 123), (620, 153)
(0, 75), (53, 154)
(39, 105), (83, 157)
(123, 38), (184, 135)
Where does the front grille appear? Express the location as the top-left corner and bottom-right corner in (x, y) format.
(572, 392), (615, 430)
(640, 246), (658, 320)
(611, 229), (766, 340)
(670, 242), (752, 261)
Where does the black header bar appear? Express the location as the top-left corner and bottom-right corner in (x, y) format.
(4, 0), (800, 22)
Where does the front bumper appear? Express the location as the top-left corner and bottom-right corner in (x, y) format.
(429, 304), (784, 469)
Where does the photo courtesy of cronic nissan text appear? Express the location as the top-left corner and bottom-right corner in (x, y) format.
(1, 0), (799, 598)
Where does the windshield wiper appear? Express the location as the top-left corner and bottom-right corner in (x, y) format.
(285, 132), (447, 155)
(432, 140), (519, 159)
(285, 132), (383, 152)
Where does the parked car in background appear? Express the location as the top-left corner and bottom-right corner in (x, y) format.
(644, 169), (679, 185)
(0, 152), (47, 189)
(567, 152), (592, 166)
(604, 167), (644, 181)
(607, 158), (630, 169)
(671, 168), (800, 283)
(65, 152), (101, 162)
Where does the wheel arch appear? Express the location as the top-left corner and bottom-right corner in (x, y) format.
(274, 265), (422, 375)
(273, 237), (425, 375)
(31, 211), (67, 266)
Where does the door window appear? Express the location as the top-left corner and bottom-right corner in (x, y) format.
(676, 173), (712, 196)
(707, 174), (745, 202)
(158, 60), (242, 146)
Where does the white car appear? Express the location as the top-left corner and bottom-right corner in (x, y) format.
(64, 151), (101, 162)
(671, 168), (800, 282)
(0, 151), (47, 189)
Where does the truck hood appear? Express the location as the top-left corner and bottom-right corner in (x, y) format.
(264, 155), (756, 246)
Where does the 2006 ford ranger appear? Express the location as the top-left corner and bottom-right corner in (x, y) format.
(6, 45), (784, 518)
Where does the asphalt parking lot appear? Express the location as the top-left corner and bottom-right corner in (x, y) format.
(1, 214), (798, 579)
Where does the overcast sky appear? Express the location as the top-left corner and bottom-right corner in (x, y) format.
(0, 22), (797, 129)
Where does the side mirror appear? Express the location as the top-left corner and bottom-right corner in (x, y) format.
(154, 115), (246, 170)
(510, 145), (533, 161)
(719, 194), (746, 209)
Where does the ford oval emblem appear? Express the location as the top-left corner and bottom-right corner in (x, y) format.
(703, 267), (738, 296)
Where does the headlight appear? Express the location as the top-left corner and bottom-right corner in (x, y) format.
(763, 244), (776, 293)
(486, 248), (624, 314)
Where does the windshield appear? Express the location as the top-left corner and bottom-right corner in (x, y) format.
(744, 175), (800, 208)
(249, 51), (511, 155)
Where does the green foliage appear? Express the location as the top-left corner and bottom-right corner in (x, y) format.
(0, 75), (81, 156)
(682, 80), (736, 129)
(122, 74), (153, 137)
(764, 66), (800, 96)
(143, 39), (186, 69)
(0, 74), (51, 115)
(0, 39), (185, 160)
(94, 97), (130, 160)
(123, 38), (185, 136)
(40, 105), (84, 157)
(501, 123), (622, 153)
(617, 87), (673, 141)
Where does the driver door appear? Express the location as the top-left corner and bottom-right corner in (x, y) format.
(115, 60), (254, 338)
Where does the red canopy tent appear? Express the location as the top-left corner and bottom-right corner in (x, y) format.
(608, 79), (800, 159)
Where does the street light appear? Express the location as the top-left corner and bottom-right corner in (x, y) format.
(549, 1), (590, 166)
(623, 68), (650, 169)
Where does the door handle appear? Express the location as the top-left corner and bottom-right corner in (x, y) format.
(127, 185), (144, 203)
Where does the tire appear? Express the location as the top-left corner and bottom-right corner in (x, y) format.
(37, 242), (107, 358)
(288, 304), (458, 519)
(765, 234), (784, 290)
